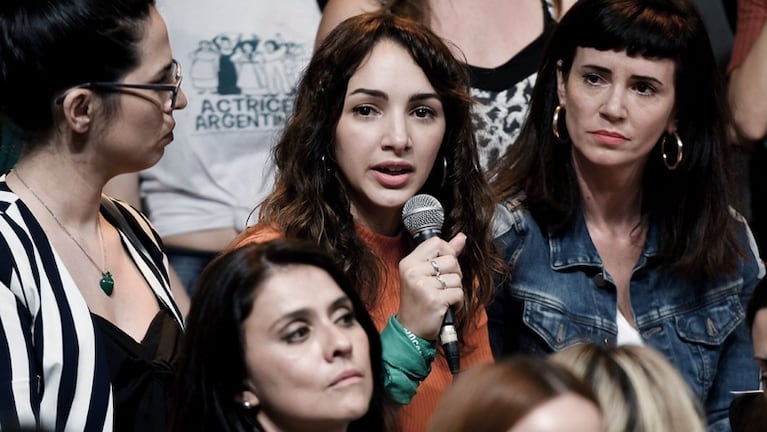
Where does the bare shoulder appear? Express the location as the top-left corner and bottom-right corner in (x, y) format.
(315, 0), (383, 48)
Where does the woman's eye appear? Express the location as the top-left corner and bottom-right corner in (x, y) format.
(336, 311), (358, 327)
(353, 105), (376, 116)
(412, 107), (435, 119)
(583, 73), (603, 85)
(634, 81), (657, 96)
(283, 326), (310, 343)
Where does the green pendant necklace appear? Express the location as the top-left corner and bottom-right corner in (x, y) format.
(13, 170), (115, 296)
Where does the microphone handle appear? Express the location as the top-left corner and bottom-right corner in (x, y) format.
(413, 227), (442, 244)
(440, 307), (460, 375)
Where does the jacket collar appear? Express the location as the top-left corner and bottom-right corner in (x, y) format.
(548, 209), (659, 271)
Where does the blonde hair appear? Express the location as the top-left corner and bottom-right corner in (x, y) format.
(551, 344), (706, 432)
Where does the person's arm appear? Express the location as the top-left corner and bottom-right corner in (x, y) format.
(730, 24), (767, 141)
(706, 222), (764, 430)
(380, 315), (437, 404)
(380, 292), (493, 404)
(315, 0), (382, 49)
(706, 288), (762, 429)
(487, 202), (527, 357)
(728, 0), (767, 141)
(0, 283), (39, 429)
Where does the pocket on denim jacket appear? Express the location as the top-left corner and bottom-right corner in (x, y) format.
(674, 290), (745, 346)
(523, 299), (614, 351)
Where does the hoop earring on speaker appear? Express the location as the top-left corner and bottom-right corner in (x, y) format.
(552, 105), (567, 143)
(321, 154), (332, 174)
(440, 156), (448, 189)
(661, 132), (683, 170)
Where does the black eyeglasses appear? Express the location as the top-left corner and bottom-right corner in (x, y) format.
(54, 59), (183, 109)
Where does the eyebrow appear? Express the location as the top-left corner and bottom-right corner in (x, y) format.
(329, 296), (354, 315)
(348, 88), (440, 103)
(580, 64), (666, 87)
(268, 295), (352, 332)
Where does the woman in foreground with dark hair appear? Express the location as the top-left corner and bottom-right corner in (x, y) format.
(169, 240), (390, 432)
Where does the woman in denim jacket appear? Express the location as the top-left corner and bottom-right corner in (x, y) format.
(488, 0), (764, 430)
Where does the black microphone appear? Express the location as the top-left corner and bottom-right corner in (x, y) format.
(402, 194), (460, 375)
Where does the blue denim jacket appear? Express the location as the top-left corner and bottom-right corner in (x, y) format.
(489, 197), (764, 431)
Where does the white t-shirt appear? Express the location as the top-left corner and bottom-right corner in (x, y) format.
(617, 309), (644, 346)
(143, 0), (321, 236)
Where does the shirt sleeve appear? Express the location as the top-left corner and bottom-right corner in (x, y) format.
(0, 228), (40, 430)
(728, 0), (767, 73)
(380, 315), (436, 404)
(704, 219), (764, 429)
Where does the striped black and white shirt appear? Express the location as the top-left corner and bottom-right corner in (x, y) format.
(0, 176), (183, 431)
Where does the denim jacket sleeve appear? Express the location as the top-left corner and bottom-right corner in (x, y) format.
(488, 200), (528, 358)
(705, 216), (764, 431)
(380, 315), (437, 404)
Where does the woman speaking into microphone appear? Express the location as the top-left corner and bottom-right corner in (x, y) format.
(230, 12), (502, 432)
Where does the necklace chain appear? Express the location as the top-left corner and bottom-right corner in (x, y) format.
(12, 170), (115, 296)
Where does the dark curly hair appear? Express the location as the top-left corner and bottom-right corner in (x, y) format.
(250, 12), (502, 337)
(169, 240), (392, 432)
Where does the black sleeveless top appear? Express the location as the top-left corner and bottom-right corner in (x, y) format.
(93, 308), (182, 432)
(469, 0), (557, 170)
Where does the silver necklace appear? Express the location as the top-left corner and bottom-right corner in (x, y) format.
(13, 170), (114, 296)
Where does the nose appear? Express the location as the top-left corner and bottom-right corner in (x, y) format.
(173, 87), (189, 111)
(324, 325), (354, 361)
(600, 86), (626, 120)
(382, 113), (411, 153)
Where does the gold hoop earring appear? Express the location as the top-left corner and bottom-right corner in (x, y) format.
(661, 132), (683, 170)
(552, 105), (567, 143)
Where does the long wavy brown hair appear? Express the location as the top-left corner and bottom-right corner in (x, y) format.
(253, 12), (502, 337)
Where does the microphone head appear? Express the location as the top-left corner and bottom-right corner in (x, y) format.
(402, 194), (444, 240)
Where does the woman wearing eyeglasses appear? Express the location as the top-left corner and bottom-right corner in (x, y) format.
(0, 0), (187, 430)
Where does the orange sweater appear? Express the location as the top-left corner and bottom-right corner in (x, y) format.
(234, 223), (494, 432)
